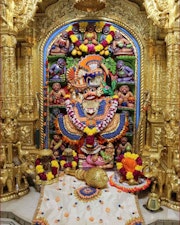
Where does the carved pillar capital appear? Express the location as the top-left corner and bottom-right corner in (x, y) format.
(0, 34), (17, 48)
(20, 42), (33, 57)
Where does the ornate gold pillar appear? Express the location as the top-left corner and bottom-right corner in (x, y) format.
(165, 30), (180, 111)
(143, 0), (180, 209)
(164, 29), (180, 169)
(0, 34), (18, 101)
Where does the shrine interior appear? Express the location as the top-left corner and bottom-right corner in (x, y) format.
(0, 0), (179, 225)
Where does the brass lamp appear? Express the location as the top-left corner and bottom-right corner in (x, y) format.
(74, 0), (106, 12)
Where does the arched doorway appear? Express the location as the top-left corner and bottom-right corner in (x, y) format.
(41, 20), (141, 168)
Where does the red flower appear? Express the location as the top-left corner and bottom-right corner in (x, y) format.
(88, 45), (95, 53)
(136, 157), (142, 165)
(68, 31), (74, 36)
(64, 162), (72, 168)
(133, 170), (141, 181)
(39, 173), (47, 180)
(101, 40), (108, 47)
(75, 40), (81, 47)
(119, 167), (126, 177)
(35, 158), (41, 166)
(109, 31), (115, 37)
(51, 167), (58, 175)
(116, 154), (124, 162)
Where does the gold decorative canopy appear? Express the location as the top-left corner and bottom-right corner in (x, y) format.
(74, 0), (106, 12)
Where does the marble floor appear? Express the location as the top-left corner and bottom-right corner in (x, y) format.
(1, 186), (179, 225)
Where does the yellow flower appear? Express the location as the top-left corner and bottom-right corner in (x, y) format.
(70, 34), (78, 43)
(95, 21), (105, 31)
(60, 160), (66, 167)
(112, 95), (118, 99)
(104, 50), (109, 56)
(95, 44), (104, 52)
(79, 22), (88, 31)
(126, 172), (134, 180)
(131, 153), (139, 160)
(72, 150), (77, 157)
(106, 34), (113, 43)
(46, 171), (54, 181)
(51, 160), (59, 168)
(116, 162), (123, 170)
(72, 49), (77, 55)
(36, 165), (44, 174)
(66, 25), (73, 32)
(72, 161), (77, 168)
(64, 94), (70, 99)
(124, 152), (132, 158)
(79, 44), (88, 52)
(83, 127), (98, 135)
(110, 26), (116, 32)
(135, 165), (143, 171)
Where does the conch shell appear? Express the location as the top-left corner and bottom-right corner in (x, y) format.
(64, 167), (108, 189)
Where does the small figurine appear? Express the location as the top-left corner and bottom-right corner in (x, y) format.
(121, 110), (134, 133)
(83, 23), (98, 52)
(99, 24), (111, 55)
(112, 31), (134, 55)
(50, 134), (63, 159)
(82, 143), (115, 169)
(69, 23), (83, 56)
(49, 83), (65, 105)
(49, 58), (66, 80)
(49, 108), (61, 131)
(50, 31), (70, 55)
(116, 60), (134, 82)
(116, 137), (132, 156)
(117, 85), (135, 108)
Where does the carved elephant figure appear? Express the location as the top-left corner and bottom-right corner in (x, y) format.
(166, 173), (180, 202)
(143, 165), (166, 197)
(0, 168), (13, 195)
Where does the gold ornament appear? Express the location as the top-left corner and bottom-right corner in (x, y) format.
(65, 167), (108, 189)
(74, 0), (106, 12)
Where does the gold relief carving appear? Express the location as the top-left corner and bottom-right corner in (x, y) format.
(163, 109), (179, 147)
(165, 31), (180, 46)
(0, 34), (17, 48)
(13, 0), (42, 32)
(19, 126), (31, 144)
(35, 0), (150, 42)
(0, 0), (14, 30)
(0, 104), (20, 143)
(144, 0), (180, 29)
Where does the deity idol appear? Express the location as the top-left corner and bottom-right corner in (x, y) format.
(55, 55), (128, 163)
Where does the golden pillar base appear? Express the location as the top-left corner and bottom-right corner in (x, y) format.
(0, 183), (29, 203)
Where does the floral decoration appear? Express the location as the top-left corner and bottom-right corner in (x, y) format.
(64, 94), (119, 136)
(116, 152), (143, 181)
(35, 158), (59, 181)
(60, 150), (79, 169)
(66, 22), (116, 54)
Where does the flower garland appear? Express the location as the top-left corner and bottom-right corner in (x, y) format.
(60, 150), (79, 169)
(66, 23), (116, 54)
(116, 152), (143, 181)
(64, 95), (119, 136)
(35, 158), (59, 181)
